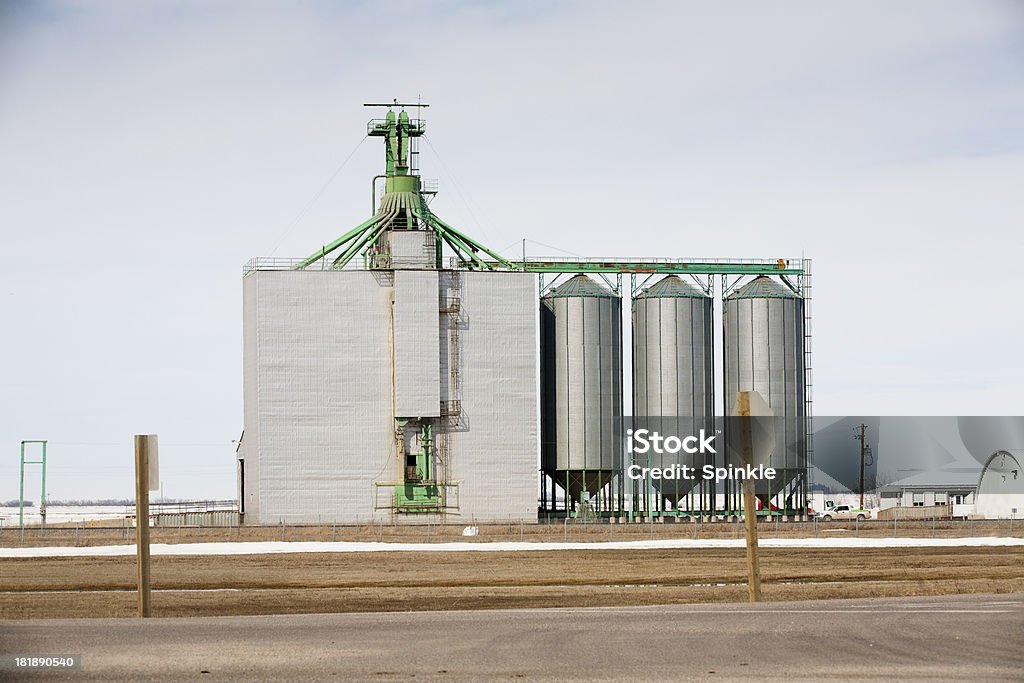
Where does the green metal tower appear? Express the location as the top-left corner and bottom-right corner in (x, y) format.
(295, 101), (513, 272)
(296, 100), (514, 516)
(19, 440), (47, 529)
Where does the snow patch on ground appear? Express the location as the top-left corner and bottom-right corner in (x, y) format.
(0, 506), (127, 527)
(2, 536), (1022, 558)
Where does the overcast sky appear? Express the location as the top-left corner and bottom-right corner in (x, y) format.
(1, 1), (1022, 501)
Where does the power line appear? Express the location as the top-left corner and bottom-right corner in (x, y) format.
(525, 238), (583, 258)
(421, 135), (496, 246)
(45, 442), (236, 447)
(268, 135), (369, 255)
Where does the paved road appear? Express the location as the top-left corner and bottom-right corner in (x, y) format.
(2, 593), (1021, 681)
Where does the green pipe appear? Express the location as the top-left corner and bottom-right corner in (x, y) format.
(428, 213), (515, 268)
(434, 224), (488, 269)
(428, 218), (499, 271)
(18, 443), (24, 529)
(331, 207), (399, 268)
(294, 214), (381, 270)
(18, 440), (46, 530)
(438, 232), (481, 269)
(333, 222), (388, 269)
(371, 175), (386, 214)
(40, 441), (46, 513)
(434, 226), (483, 268)
(415, 207), (488, 269)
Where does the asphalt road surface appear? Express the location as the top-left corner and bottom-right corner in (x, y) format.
(2, 593), (1021, 681)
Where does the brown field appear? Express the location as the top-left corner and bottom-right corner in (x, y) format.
(1, 517), (1021, 547)
(1, 545), (1021, 619)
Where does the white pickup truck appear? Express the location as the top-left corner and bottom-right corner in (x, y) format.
(817, 502), (871, 521)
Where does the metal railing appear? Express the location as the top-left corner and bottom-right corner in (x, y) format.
(142, 500), (239, 515)
(243, 257), (366, 275)
(367, 118), (426, 135)
(246, 255), (809, 277)
(516, 256), (805, 266)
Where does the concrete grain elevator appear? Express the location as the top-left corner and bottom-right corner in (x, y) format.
(238, 103), (538, 524)
(239, 102), (814, 524)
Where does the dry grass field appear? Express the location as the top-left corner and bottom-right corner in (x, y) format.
(2, 545), (1021, 619)
(1, 517), (1020, 546)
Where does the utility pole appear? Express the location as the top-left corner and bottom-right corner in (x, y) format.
(135, 435), (159, 618)
(735, 391), (772, 603)
(738, 393), (761, 602)
(855, 424), (867, 509)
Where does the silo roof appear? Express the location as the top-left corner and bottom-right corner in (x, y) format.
(636, 275), (707, 299)
(727, 275), (800, 300)
(981, 450), (1024, 476)
(543, 274), (618, 299)
(978, 450), (1024, 495)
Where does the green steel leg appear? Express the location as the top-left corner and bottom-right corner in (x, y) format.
(18, 440), (47, 530)
(40, 441), (46, 514)
(19, 442), (24, 529)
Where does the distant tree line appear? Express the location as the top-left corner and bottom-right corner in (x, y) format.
(0, 498), (134, 507)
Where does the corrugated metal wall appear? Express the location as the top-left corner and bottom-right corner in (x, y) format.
(242, 269), (539, 524)
(244, 270), (394, 524)
(446, 272), (539, 521)
(394, 270), (441, 417)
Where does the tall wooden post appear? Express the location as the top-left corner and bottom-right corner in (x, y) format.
(134, 435), (153, 618)
(737, 392), (762, 602)
(857, 423), (867, 510)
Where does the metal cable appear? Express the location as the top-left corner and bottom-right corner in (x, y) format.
(268, 135), (369, 255)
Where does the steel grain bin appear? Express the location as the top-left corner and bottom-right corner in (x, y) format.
(541, 275), (622, 505)
(632, 276), (714, 503)
(723, 276), (807, 503)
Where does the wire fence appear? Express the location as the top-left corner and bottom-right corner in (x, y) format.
(1, 517), (1021, 549)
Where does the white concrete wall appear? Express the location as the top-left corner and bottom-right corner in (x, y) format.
(243, 270), (394, 524)
(441, 272), (539, 522)
(241, 268), (540, 524)
(976, 494), (1024, 519)
(240, 275), (260, 522)
(394, 270), (441, 417)
(389, 231), (436, 269)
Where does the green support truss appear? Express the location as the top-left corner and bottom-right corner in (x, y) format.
(486, 260), (804, 275)
(295, 101), (515, 272)
(292, 101), (807, 280)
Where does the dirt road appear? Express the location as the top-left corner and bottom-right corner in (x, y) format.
(1, 546), (1021, 618)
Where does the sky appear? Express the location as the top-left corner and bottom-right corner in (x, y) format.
(1, 0), (1022, 501)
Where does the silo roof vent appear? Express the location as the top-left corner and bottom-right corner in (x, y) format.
(543, 274), (618, 299)
(727, 275), (800, 300)
(636, 275), (707, 299)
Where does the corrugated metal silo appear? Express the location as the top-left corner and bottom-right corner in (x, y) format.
(632, 276), (714, 505)
(723, 275), (807, 507)
(541, 275), (622, 508)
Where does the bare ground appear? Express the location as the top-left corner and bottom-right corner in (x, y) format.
(1, 546), (1021, 619)
(1, 518), (1021, 547)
